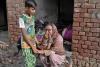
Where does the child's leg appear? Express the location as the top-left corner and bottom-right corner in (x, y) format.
(22, 48), (36, 67)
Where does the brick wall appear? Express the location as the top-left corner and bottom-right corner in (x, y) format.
(73, 0), (100, 67)
(7, 0), (25, 43)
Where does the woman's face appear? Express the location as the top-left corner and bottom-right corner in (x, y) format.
(26, 7), (36, 15)
(45, 25), (53, 37)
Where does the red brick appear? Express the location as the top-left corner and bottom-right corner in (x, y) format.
(73, 40), (79, 44)
(86, 23), (93, 27)
(74, 0), (85, 3)
(72, 31), (79, 35)
(86, 32), (92, 36)
(77, 44), (82, 49)
(84, 13), (91, 18)
(82, 3), (95, 8)
(80, 8), (88, 13)
(82, 53), (89, 57)
(73, 44), (78, 48)
(92, 33), (100, 37)
(96, 3), (100, 8)
(79, 40), (85, 45)
(73, 48), (78, 52)
(97, 51), (100, 55)
(81, 36), (87, 41)
(74, 3), (81, 7)
(90, 50), (96, 54)
(84, 18), (91, 22)
(79, 32), (85, 36)
(93, 23), (100, 27)
(73, 22), (80, 26)
(84, 49), (90, 53)
(80, 22), (86, 27)
(11, 38), (14, 41)
(82, 44), (88, 49)
(89, 54), (93, 58)
(88, 9), (97, 13)
(85, 41), (91, 45)
(93, 55), (100, 60)
(78, 48), (83, 53)
(91, 19), (100, 22)
(90, 28), (100, 33)
(73, 27), (82, 31)
(9, 27), (14, 32)
(74, 18), (83, 22)
(74, 13), (80, 18)
(14, 32), (19, 36)
(88, 45), (94, 50)
(74, 8), (81, 12)
(73, 35), (81, 40)
(73, 52), (79, 57)
(95, 45), (100, 51)
(84, 27), (90, 32)
(88, 37), (96, 41)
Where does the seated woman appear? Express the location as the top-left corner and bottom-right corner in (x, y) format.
(38, 23), (71, 67)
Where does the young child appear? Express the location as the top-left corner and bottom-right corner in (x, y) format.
(18, 0), (43, 67)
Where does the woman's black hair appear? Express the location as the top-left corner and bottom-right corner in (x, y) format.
(25, 0), (37, 8)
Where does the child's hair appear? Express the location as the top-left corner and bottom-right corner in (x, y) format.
(25, 0), (37, 8)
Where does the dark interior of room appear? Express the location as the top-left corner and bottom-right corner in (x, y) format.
(57, 0), (74, 29)
(58, 0), (74, 51)
(0, 0), (8, 31)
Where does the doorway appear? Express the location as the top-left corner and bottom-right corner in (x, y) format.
(58, 0), (74, 51)
(0, 0), (8, 43)
(0, 0), (8, 31)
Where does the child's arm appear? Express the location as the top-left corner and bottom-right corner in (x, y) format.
(22, 29), (41, 53)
